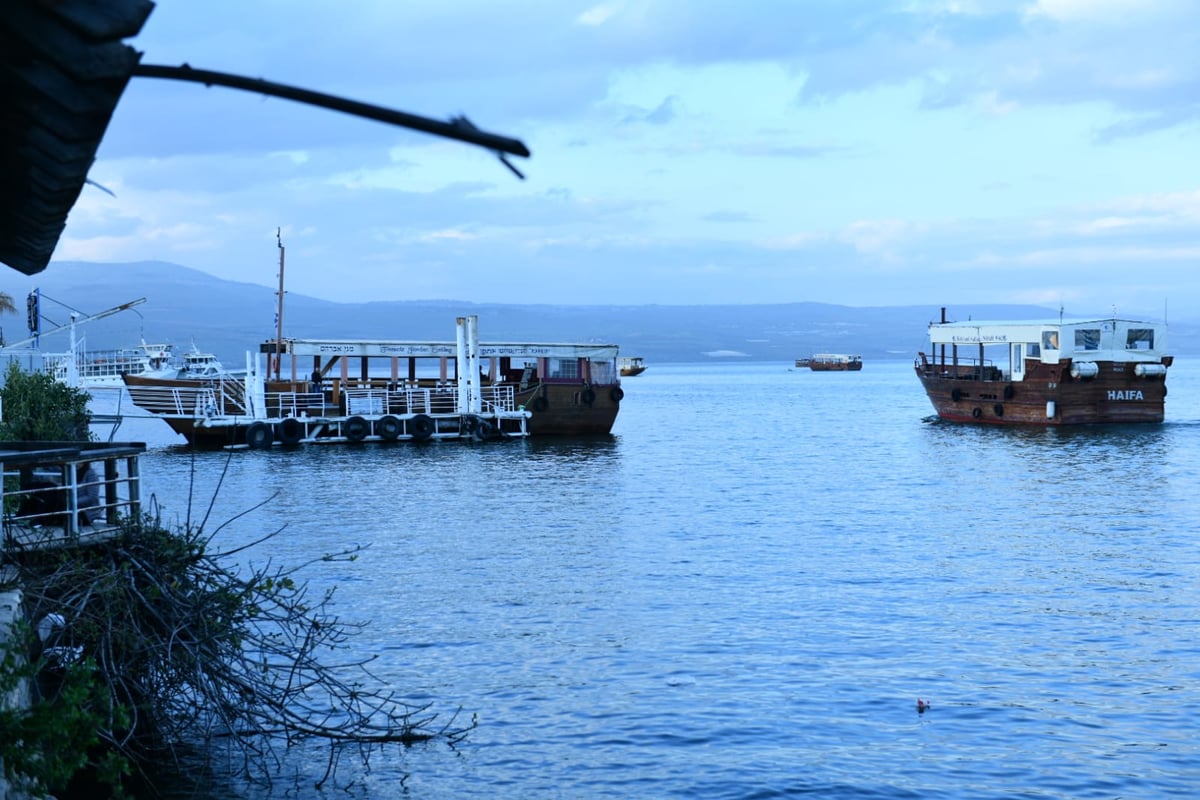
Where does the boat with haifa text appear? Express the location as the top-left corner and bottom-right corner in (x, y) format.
(914, 307), (1171, 425)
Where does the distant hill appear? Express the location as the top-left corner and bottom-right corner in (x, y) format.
(2, 260), (1197, 364)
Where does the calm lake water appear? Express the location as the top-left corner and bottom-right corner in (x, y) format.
(128, 359), (1200, 798)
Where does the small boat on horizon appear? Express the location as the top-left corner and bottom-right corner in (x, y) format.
(914, 307), (1172, 425)
(619, 356), (647, 377)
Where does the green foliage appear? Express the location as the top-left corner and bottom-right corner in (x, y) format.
(0, 622), (130, 797)
(0, 361), (93, 442)
(12, 508), (472, 793)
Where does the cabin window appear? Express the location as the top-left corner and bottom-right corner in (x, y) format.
(590, 361), (616, 385)
(1126, 329), (1154, 350)
(1075, 329), (1100, 351)
(1029, 343), (1041, 358)
(1041, 331), (1059, 350)
(549, 358), (579, 380)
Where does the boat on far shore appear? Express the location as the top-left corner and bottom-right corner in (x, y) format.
(619, 356), (647, 377)
(914, 307), (1171, 425)
(796, 354), (863, 371)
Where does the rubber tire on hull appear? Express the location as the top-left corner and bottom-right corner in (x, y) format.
(276, 417), (303, 445)
(410, 414), (435, 442)
(377, 415), (402, 441)
(581, 388), (596, 405)
(344, 416), (370, 442)
(245, 422), (273, 450)
(611, 386), (624, 402)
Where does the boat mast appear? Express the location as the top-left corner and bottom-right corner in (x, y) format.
(274, 228), (286, 380)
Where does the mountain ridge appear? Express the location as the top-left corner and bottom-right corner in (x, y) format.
(3, 260), (1195, 364)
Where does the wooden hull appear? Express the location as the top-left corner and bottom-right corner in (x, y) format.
(123, 373), (619, 445)
(809, 362), (863, 372)
(915, 358), (1168, 425)
(620, 366), (646, 377)
(515, 383), (621, 435)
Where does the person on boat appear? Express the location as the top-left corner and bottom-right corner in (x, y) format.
(310, 368), (323, 394)
(76, 461), (101, 526)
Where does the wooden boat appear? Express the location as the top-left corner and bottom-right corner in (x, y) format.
(619, 356), (647, 377)
(797, 354), (863, 371)
(122, 316), (623, 449)
(914, 308), (1172, 425)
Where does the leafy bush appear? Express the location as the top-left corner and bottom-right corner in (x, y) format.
(0, 361), (93, 442)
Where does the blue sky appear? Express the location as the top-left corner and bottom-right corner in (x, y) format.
(53, 0), (1200, 316)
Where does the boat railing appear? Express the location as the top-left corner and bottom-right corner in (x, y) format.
(481, 384), (516, 413)
(257, 383), (518, 420)
(124, 379), (248, 418)
(916, 352), (1002, 381)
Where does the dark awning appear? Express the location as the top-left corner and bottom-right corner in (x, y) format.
(0, 0), (154, 276)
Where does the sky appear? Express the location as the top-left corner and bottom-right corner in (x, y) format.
(50, 0), (1200, 316)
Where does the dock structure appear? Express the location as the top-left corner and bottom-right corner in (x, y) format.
(121, 314), (624, 448)
(1, 442), (146, 554)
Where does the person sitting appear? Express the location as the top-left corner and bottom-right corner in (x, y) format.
(76, 462), (102, 526)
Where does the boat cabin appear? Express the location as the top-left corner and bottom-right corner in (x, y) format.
(924, 317), (1170, 382)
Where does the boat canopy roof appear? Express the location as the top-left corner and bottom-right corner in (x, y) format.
(927, 317), (1168, 357)
(264, 338), (619, 360)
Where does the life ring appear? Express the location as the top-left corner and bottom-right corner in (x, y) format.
(993, 403), (1004, 417)
(610, 386), (625, 402)
(532, 396), (549, 413)
(276, 417), (304, 445)
(245, 421), (273, 450)
(1003, 385), (1015, 400)
(344, 415), (370, 442)
(951, 388), (963, 402)
(410, 413), (435, 442)
(971, 407), (983, 419)
(581, 387), (596, 406)
(377, 414), (402, 441)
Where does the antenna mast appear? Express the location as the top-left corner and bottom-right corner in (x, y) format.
(274, 229), (286, 380)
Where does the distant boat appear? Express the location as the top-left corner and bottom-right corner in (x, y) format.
(619, 356), (647, 377)
(176, 342), (239, 379)
(914, 307), (1171, 425)
(45, 338), (177, 389)
(796, 354), (863, 371)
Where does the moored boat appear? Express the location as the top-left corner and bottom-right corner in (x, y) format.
(122, 316), (623, 448)
(45, 338), (177, 388)
(914, 307), (1172, 425)
(619, 356), (647, 377)
(798, 354), (862, 371)
(176, 343), (235, 379)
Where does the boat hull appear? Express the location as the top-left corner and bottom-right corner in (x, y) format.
(809, 362), (862, 372)
(516, 383), (621, 435)
(122, 373), (618, 445)
(915, 359), (1168, 425)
